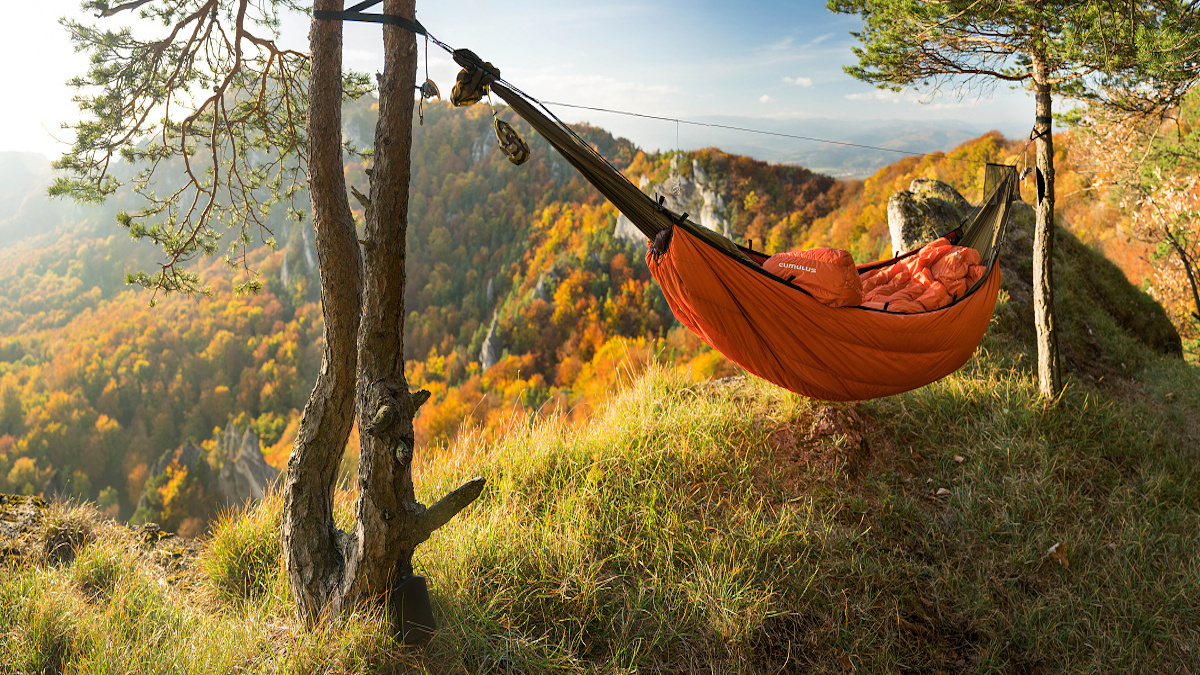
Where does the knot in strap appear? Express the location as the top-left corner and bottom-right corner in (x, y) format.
(450, 49), (501, 107)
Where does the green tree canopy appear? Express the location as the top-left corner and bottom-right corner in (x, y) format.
(51, 0), (370, 296)
(833, 1), (1199, 100)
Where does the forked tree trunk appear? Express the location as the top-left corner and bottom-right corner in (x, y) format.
(282, 0), (484, 634)
(1031, 52), (1062, 398)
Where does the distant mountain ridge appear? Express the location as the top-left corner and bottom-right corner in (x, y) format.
(691, 115), (987, 177)
(582, 113), (994, 178)
(0, 152), (79, 246)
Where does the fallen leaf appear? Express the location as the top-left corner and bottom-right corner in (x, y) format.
(953, 454), (965, 463)
(1047, 541), (1069, 569)
(935, 487), (951, 497)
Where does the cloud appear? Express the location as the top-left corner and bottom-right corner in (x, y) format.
(845, 90), (906, 103)
(759, 94), (775, 104)
(843, 89), (988, 110)
(783, 76), (813, 87)
(501, 64), (682, 112)
(763, 36), (796, 52)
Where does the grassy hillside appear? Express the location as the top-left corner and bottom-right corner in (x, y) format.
(3, 205), (1197, 673)
(0, 100), (854, 520)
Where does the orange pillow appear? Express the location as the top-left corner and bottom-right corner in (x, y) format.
(764, 248), (863, 307)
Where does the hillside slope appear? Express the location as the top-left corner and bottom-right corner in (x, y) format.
(0, 101), (1188, 541)
(0, 100), (853, 519)
(2, 336), (1196, 672)
(2, 167), (1197, 672)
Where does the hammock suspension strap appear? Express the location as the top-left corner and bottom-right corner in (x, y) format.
(313, 0), (427, 34)
(450, 49), (499, 106)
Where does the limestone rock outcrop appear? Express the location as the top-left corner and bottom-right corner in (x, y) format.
(480, 312), (503, 371)
(615, 157), (732, 245)
(886, 178), (975, 254)
(215, 425), (278, 504)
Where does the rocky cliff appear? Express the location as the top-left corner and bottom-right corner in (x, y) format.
(615, 156), (733, 245)
(214, 425), (279, 504)
(135, 423), (279, 530)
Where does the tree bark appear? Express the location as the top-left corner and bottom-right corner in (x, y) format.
(1031, 52), (1062, 398)
(280, 0), (485, 634)
(282, 0), (363, 624)
(343, 0), (425, 604)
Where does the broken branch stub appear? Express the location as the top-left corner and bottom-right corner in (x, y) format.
(421, 476), (486, 537)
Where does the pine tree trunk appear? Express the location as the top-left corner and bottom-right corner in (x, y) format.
(281, 0), (363, 623)
(281, 0), (485, 635)
(1031, 53), (1062, 398)
(344, 0), (426, 604)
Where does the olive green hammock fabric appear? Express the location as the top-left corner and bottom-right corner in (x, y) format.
(487, 80), (1019, 400)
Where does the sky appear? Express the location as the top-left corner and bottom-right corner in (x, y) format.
(0, 0), (1035, 164)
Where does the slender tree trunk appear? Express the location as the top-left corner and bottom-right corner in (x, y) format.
(1163, 228), (1200, 324)
(1031, 52), (1062, 398)
(344, 0), (425, 602)
(280, 0), (485, 634)
(347, 2), (486, 616)
(282, 0), (363, 624)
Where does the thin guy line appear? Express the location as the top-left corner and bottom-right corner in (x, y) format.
(541, 101), (947, 158)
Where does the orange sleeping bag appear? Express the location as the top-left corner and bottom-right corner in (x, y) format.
(859, 237), (985, 313)
(648, 225), (1002, 401)
(762, 238), (985, 313)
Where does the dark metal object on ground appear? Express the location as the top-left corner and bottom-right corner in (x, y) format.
(390, 574), (437, 645)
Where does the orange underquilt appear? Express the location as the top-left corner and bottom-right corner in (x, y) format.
(859, 237), (985, 313)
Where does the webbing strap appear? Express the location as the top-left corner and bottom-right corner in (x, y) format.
(314, 0), (427, 35)
(1028, 115), (1053, 142)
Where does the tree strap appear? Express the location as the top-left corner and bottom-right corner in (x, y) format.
(314, 0), (427, 35)
(1029, 115), (1053, 143)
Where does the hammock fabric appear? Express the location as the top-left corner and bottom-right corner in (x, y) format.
(652, 225), (1004, 400)
(483, 72), (1019, 401)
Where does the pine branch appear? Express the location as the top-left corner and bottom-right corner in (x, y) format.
(88, 0), (155, 17)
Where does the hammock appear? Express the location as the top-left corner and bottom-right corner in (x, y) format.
(483, 78), (1019, 401)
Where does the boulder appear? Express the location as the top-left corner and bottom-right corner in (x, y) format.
(887, 179), (974, 254)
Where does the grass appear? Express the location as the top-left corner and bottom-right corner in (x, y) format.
(4, 349), (1197, 673)
(3, 237), (1200, 673)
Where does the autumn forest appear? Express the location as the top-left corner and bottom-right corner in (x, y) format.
(1, 94), (1196, 536)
